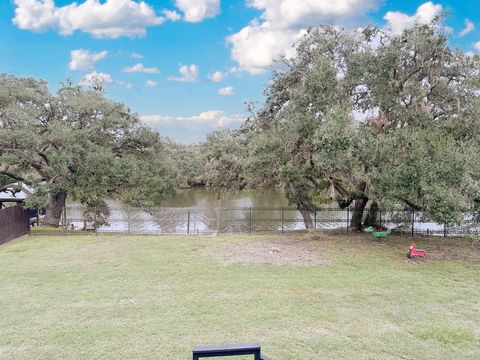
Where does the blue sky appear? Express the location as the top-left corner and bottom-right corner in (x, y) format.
(1, 0), (479, 143)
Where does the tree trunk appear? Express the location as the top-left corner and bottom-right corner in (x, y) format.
(43, 190), (67, 227)
(297, 206), (314, 229)
(364, 201), (379, 227)
(351, 198), (368, 231)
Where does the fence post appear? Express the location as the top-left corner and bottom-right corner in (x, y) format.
(444, 223), (447, 237)
(249, 207), (253, 235)
(411, 209), (415, 237)
(127, 208), (131, 234)
(94, 205), (97, 235)
(63, 205), (66, 236)
(281, 207), (284, 235)
(193, 215), (196, 236)
(346, 207), (350, 235)
(187, 210), (190, 235)
(26, 207), (31, 235)
(314, 210), (317, 230)
(379, 209), (382, 227)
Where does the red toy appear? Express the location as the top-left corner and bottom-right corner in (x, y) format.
(408, 242), (426, 258)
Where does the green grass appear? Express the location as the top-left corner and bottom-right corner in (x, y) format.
(30, 225), (92, 235)
(0, 234), (479, 359)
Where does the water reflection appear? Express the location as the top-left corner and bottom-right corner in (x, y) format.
(159, 187), (290, 208)
(64, 188), (477, 235)
(93, 187), (307, 234)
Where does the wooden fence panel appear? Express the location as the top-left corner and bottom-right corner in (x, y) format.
(0, 206), (30, 245)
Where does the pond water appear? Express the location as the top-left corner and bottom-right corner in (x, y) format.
(158, 187), (290, 208)
(63, 187), (476, 235)
(94, 187), (320, 234)
(66, 188), (348, 234)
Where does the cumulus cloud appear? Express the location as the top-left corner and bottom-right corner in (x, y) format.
(162, 9), (181, 22)
(228, 20), (303, 74)
(130, 53), (144, 59)
(69, 49), (107, 71)
(168, 64), (200, 82)
(79, 71), (113, 88)
(248, 0), (378, 28)
(218, 86), (234, 95)
(474, 41), (480, 51)
(141, 110), (244, 128)
(208, 70), (226, 82)
(145, 80), (159, 87)
(123, 63), (159, 73)
(459, 19), (475, 37)
(228, 0), (379, 74)
(383, 2), (443, 35)
(13, 0), (164, 38)
(175, 0), (220, 23)
(116, 80), (133, 89)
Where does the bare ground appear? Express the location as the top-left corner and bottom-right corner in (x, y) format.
(217, 236), (334, 266)
(213, 231), (480, 266)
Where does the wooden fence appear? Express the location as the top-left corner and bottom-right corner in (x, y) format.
(0, 206), (30, 245)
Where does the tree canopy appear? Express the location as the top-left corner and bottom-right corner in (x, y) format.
(0, 75), (177, 225)
(209, 21), (480, 228)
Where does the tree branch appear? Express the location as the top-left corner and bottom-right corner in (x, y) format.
(403, 199), (423, 211)
(0, 170), (31, 185)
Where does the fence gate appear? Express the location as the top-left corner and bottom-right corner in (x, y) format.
(0, 206), (30, 245)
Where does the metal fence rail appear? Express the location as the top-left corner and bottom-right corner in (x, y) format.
(29, 204), (480, 237)
(0, 205), (30, 244)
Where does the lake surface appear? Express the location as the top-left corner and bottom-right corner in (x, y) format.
(158, 187), (291, 208)
(64, 187), (475, 235)
(94, 187), (316, 234)
(66, 188), (344, 234)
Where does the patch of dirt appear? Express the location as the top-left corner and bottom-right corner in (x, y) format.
(218, 237), (333, 266)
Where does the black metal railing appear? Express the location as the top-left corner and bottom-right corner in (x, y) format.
(29, 204), (480, 237)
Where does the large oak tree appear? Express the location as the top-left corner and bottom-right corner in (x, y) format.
(217, 21), (480, 229)
(0, 75), (177, 226)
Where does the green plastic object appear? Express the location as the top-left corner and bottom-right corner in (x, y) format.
(364, 226), (374, 233)
(372, 229), (391, 238)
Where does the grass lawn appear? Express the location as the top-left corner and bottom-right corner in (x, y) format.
(0, 233), (479, 359)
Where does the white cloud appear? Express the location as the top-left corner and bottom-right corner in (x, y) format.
(459, 19), (475, 37)
(162, 9), (181, 22)
(474, 41), (480, 51)
(383, 2), (443, 35)
(13, 0), (164, 38)
(131, 53), (143, 59)
(175, 0), (220, 23)
(69, 49), (107, 71)
(208, 70), (226, 82)
(248, 0), (378, 28)
(168, 64), (200, 82)
(79, 71), (113, 88)
(228, 0), (379, 74)
(218, 86), (234, 95)
(116, 80), (133, 89)
(444, 25), (454, 36)
(145, 80), (159, 87)
(228, 20), (303, 74)
(228, 66), (241, 74)
(141, 110), (244, 128)
(123, 63), (159, 73)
